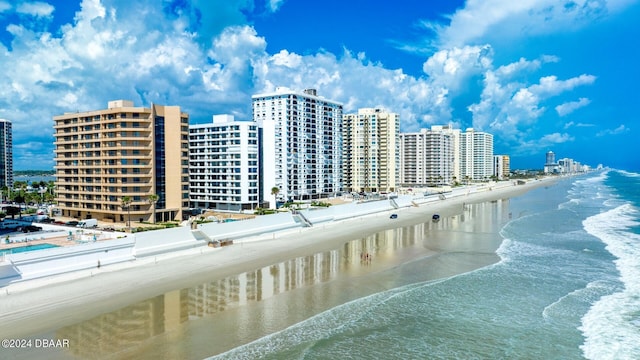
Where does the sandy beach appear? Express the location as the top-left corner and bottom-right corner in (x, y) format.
(0, 178), (556, 354)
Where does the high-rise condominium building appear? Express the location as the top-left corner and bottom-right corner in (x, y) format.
(544, 151), (559, 174)
(546, 150), (556, 165)
(189, 115), (260, 211)
(399, 125), (456, 187)
(0, 119), (12, 189)
(252, 87), (343, 208)
(53, 100), (190, 223)
(343, 108), (399, 192)
(460, 128), (494, 181)
(493, 155), (510, 180)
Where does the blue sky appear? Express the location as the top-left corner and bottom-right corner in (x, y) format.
(0, 0), (638, 171)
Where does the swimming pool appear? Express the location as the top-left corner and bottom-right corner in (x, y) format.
(0, 243), (60, 256)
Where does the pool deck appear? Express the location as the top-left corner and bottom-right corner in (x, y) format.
(1, 229), (118, 253)
(1, 235), (77, 250)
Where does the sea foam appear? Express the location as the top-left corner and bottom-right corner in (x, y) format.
(580, 204), (640, 359)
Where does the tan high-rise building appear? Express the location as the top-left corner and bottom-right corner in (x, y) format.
(343, 108), (399, 193)
(53, 100), (190, 224)
(494, 155), (510, 180)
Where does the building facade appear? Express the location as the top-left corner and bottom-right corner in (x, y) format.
(493, 155), (510, 180)
(544, 150), (559, 174)
(252, 87), (343, 208)
(53, 100), (190, 223)
(399, 125), (456, 187)
(0, 119), (12, 189)
(343, 108), (399, 193)
(460, 128), (494, 182)
(189, 115), (260, 211)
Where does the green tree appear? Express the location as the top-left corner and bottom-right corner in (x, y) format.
(5, 206), (20, 219)
(271, 186), (280, 209)
(1, 186), (8, 202)
(147, 194), (159, 224)
(44, 181), (56, 203)
(13, 193), (25, 217)
(121, 196), (132, 232)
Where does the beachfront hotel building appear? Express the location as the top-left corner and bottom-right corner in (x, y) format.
(493, 155), (510, 180)
(252, 87), (343, 208)
(0, 119), (12, 189)
(460, 128), (494, 182)
(53, 100), (190, 223)
(188, 115), (260, 211)
(343, 108), (400, 193)
(399, 125), (457, 187)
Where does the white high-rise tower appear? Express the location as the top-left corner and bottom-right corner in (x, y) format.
(252, 87), (343, 208)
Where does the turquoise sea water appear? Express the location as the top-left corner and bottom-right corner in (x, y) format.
(213, 170), (640, 359)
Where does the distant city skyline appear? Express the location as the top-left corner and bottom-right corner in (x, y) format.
(0, 1), (637, 171)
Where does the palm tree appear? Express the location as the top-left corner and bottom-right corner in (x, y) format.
(271, 186), (280, 209)
(1, 186), (8, 202)
(45, 181), (56, 203)
(121, 196), (132, 232)
(14, 193), (25, 218)
(147, 194), (159, 224)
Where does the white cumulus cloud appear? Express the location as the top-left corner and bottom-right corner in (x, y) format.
(556, 97), (591, 116)
(16, 1), (54, 17)
(432, 0), (630, 48)
(0, 0), (619, 168)
(267, 0), (285, 12)
(0, 1), (11, 13)
(597, 124), (630, 136)
(470, 65), (596, 145)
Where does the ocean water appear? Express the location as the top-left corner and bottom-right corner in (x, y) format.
(213, 171), (640, 360)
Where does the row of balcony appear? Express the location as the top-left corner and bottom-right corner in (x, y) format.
(56, 172), (152, 178)
(55, 135), (156, 145)
(56, 181), (152, 188)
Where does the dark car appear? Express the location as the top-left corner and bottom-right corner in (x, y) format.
(22, 225), (43, 233)
(65, 221), (79, 227)
(390, 213), (398, 219)
(40, 217), (55, 223)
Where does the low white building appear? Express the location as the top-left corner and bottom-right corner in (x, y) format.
(189, 115), (260, 211)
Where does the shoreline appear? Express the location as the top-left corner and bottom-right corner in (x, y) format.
(0, 178), (557, 340)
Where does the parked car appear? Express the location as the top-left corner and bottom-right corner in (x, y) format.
(40, 217), (55, 223)
(65, 220), (79, 227)
(390, 213), (398, 219)
(21, 225), (43, 233)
